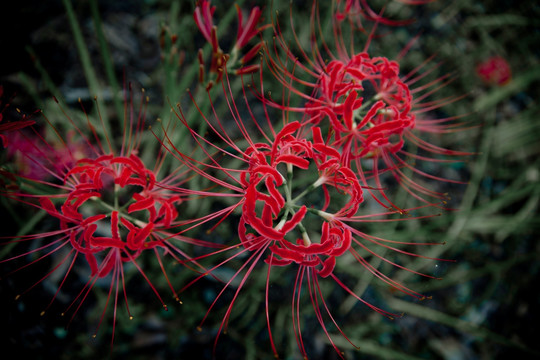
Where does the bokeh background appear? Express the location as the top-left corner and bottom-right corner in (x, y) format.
(0, 1), (539, 359)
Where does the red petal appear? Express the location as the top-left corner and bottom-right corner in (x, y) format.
(269, 244), (304, 263)
(280, 206), (307, 234)
(275, 154), (310, 169)
(128, 194), (155, 213)
(318, 256), (336, 278)
(127, 222), (154, 250)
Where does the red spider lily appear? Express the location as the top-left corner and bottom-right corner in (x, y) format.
(261, 0), (471, 212)
(157, 70), (451, 359)
(194, 0), (268, 89)
(476, 55), (512, 86)
(0, 84), (219, 344)
(238, 122), (363, 271)
(0, 85), (35, 148)
(304, 53), (415, 158)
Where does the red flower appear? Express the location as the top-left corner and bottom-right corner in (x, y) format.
(238, 122), (363, 272)
(0, 85), (218, 343)
(476, 55), (512, 86)
(163, 73), (449, 359)
(306, 53), (415, 158)
(262, 1), (470, 211)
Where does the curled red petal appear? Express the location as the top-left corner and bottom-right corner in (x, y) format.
(264, 255), (293, 267)
(98, 251), (117, 278)
(313, 143), (341, 159)
(92, 237), (125, 249)
(280, 206), (308, 234)
(329, 228), (352, 256)
(251, 164), (283, 186)
(85, 252), (99, 276)
(275, 154), (310, 169)
(358, 100), (385, 129)
(317, 256), (336, 278)
(269, 244), (304, 263)
(128, 194), (155, 213)
(127, 222), (154, 250)
(81, 214), (107, 227)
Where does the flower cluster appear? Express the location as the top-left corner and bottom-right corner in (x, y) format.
(1, 1), (469, 359)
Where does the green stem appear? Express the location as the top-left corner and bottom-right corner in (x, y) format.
(291, 176), (325, 203)
(62, 0), (111, 135)
(89, 0), (123, 119)
(297, 222), (311, 246)
(24, 47), (64, 106)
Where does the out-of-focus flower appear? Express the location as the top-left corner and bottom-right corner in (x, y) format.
(7, 129), (86, 179)
(0, 85), (35, 148)
(476, 55), (512, 86)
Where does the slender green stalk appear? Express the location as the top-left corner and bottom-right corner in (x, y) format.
(24, 47), (64, 105)
(62, 0), (111, 136)
(89, 0), (123, 119)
